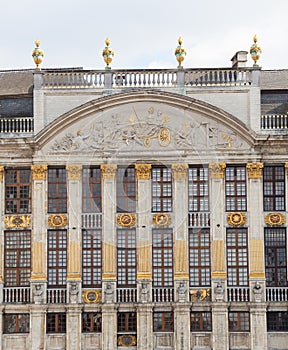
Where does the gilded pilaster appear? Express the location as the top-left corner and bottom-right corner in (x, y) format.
(0, 167), (4, 283)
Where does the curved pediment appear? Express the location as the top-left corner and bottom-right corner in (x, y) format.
(36, 90), (255, 161)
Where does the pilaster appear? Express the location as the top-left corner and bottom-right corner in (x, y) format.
(0, 166), (4, 284)
(250, 303), (267, 350)
(102, 304), (117, 350)
(174, 303), (190, 350)
(212, 303), (229, 350)
(30, 305), (46, 350)
(137, 304), (153, 350)
(66, 305), (82, 350)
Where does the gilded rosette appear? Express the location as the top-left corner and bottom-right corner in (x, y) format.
(153, 213), (171, 226)
(48, 214), (68, 228)
(227, 212), (246, 226)
(117, 213), (136, 227)
(265, 212), (286, 226)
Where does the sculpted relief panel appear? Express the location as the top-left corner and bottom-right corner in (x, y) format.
(45, 102), (249, 154)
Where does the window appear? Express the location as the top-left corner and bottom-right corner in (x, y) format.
(82, 230), (102, 288)
(46, 313), (66, 333)
(117, 229), (136, 286)
(48, 167), (67, 213)
(117, 312), (137, 333)
(265, 228), (287, 286)
(152, 228), (173, 287)
(188, 166), (209, 212)
(47, 230), (67, 287)
(152, 167), (172, 212)
(4, 230), (31, 286)
(267, 312), (288, 331)
(263, 166), (285, 211)
(5, 168), (31, 214)
(153, 312), (174, 332)
(225, 166), (246, 211)
(191, 312), (212, 331)
(228, 312), (250, 332)
(82, 313), (102, 333)
(3, 314), (30, 334)
(227, 228), (248, 286)
(117, 166), (136, 213)
(189, 229), (211, 287)
(82, 167), (101, 213)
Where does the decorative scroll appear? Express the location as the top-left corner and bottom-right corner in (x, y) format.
(227, 212), (246, 226)
(135, 164), (151, 180)
(171, 163), (188, 180)
(82, 290), (101, 303)
(66, 165), (82, 180)
(100, 164), (117, 180)
(190, 289), (211, 302)
(117, 335), (137, 347)
(152, 213), (171, 226)
(265, 212), (286, 226)
(31, 165), (47, 180)
(209, 163), (226, 179)
(5, 215), (31, 229)
(246, 162), (263, 179)
(117, 213), (136, 227)
(48, 214), (68, 228)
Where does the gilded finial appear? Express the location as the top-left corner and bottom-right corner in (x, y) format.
(32, 39), (44, 70)
(174, 36), (186, 69)
(250, 34), (262, 67)
(102, 37), (114, 70)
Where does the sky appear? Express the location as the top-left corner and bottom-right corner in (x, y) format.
(0, 0), (287, 71)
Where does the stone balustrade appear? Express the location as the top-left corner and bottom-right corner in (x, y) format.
(227, 287), (250, 302)
(266, 287), (288, 302)
(0, 117), (34, 133)
(81, 213), (102, 229)
(47, 288), (66, 304)
(152, 287), (174, 302)
(3, 287), (31, 303)
(116, 288), (137, 303)
(261, 114), (288, 130)
(188, 212), (210, 228)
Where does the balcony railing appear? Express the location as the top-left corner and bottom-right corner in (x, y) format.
(0, 117), (34, 133)
(3, 287), (31, 303)
(47, 288), (66, 303)
(266, 287), (288, 302)
(116, 288), (137, 303)
(227, 287), (249, 302)
(188, 212), (210, 228)
(261, 114), (288, 130)
(152, 288), (174, 302)
(81, 213), (102, 229)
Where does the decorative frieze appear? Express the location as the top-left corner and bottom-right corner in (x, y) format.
(209, 162), (226, 178)
(31, 164), (48, 180)
(117, 213), (136, 227)
(5, 214), (31, 229)
(66, 164), (82, 180)
(246, 162), (263, 179)
(48, 214), (68, 228)
(227, 212), (246, 226)
(100, 164), (117, 180)
(265, 212), (286, 226)
(171, 163), (188, 179)
(135, 164), (151, 180)
(152, 213), (171, 226)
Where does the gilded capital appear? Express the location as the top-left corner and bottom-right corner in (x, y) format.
(171, 163), (188, 180)
(209, 162), (226, 179)
(101, 164), (117, 180)
(66, 165), (82, 180)
(135, 164), (151, 180)
(31, 165), (47, 180)
(246, 162), (263, 179)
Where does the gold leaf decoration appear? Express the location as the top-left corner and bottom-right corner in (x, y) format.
(117, 213), (136, 227)
(48, 214), (68, 228)
(5, 215), (31, 229)
(265, 212), (286, 226)
(82, 290), (101, 303)
(227, 212), (246, 226)
(152, 213), (171, 226)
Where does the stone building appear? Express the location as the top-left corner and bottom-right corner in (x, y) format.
(0, 39), (288, 350)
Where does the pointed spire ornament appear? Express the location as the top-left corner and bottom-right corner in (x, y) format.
(174, 37), (186, 69)
(102, 38), (114, 70)
(32, 39), (44, 70)
(250, 35), (262, 67)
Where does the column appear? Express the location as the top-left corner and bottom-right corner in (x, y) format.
(209, 162), (229, 350)
(135, 164), (153, 349)
(247, 162), (267, 350)
(101, 164), (117, 350)
(171, 164), (190, 350)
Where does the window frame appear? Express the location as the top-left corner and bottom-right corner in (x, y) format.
(225, 165), (247, 212)
(267, 311), (288, 332)
(46, 313), (66, 333)
(152, 166), (173, 213)
(116, 166), (136, 213)
(3, 313), (30, 334)
(47, 167), (67, 213)
(190, 312), (212, 332)
(82, 312), (102, 333)
(153, 312), (174, 332)
(188, 166), (209, 212)
(263, 165), (285, 212)
(82, 167), (102, 213)
(228, 312), (250, 332)
(117, 312), (137, 333)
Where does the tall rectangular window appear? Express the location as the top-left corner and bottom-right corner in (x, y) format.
(47, 230), (67, 287)
(4, 230), (31, 286)
(191, 312), (212, 331)
(82, 167), (101, 213)
(188, 166), (209, 212)
(152, 167), (172, 212)
(5, 168), (31, 214)
(189, 229), (211, 287)
(117, 166), (136, 213)
(263, 166), (285, 211)
(225, 166), (246, 211)
(227, 228), (248, 286)
(152, 228), (173, 287)
(48, 167), (67, 213)
(153, 312), (174, 332)
(265, 227), (287, 286)
(228, 312), (250, 332)
(82, 230), (102, 288)
(117, 229), (136, 286)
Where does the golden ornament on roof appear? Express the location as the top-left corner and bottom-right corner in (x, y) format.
(102, 37), (114, 70)
(250, 34), (262, 67)
(32, 39), (44, 70)
(174, 36), (186, 69)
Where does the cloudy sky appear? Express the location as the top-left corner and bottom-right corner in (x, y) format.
(1, 0), (287, 71)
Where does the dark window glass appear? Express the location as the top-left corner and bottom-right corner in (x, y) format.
(267, 312), (288, 331)
(152, 167), (172, 212)
(228, 312), (250, 332)
(82, 313), (102, 333)
(4, 231), (31, 286)
(117, 312), (137, 333)
(191, 312), (212, 331)
(117, 229), (136, 287)
(5, 169), (31, 214)
(188, 166), (209, 212)
(189, 229), (211, 287)
(265, 227), (287, 287)
(48, 168), (67, 213)
(263, 166), (285, 211)
(3, 314), (30, 333)
(82, 167), (101, 213)
(225, 166), (246, 211)
(117, 167), (136, 213)
(46, 313), (66, 333)
(153, 312), (174, 332)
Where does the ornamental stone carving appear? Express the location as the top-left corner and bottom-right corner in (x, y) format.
(82, 289), (101, 303)
(153, 213), (171, 226)
(31, 164), (47, 180)
(48, 214), (68, 228)
(118, 335), (137, 347)
(209, 163), (226, 179)
(5, 215), (31, 229)
(246, 162), (263, 179)
(171, 163), (188, 179)
(117, 213), (136, 227)
(100, 164), (117, 180)
(66, 165), (82, 180)
(227, 212), (246, 226)
(135, 164), (151, 180)
(265, 212), (286, 226)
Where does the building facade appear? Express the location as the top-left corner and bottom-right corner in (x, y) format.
(0, 47), (288, 349)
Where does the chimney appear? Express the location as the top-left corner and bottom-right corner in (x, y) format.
(231, 51), (248, 68)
